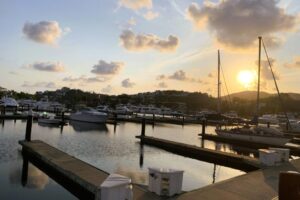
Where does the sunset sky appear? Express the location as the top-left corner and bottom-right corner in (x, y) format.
(1, 0), (300, 96)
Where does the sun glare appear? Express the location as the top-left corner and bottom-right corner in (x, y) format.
(237, 70), (256, 88)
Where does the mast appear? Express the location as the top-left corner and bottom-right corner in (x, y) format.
(217, 50), (221, 114)
(256, 36), (262, 124)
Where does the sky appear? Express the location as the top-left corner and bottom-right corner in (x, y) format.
(1, 0), (300, 96)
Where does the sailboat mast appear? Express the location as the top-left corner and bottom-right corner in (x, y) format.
(217, 50), (221, 114)
(256, 36), (262, 123)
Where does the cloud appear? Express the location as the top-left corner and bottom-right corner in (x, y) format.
(285, 56), (300, 69)
(156, 74), (166, 80)
(26, 61), (65, 72)
(260, 59), (280, 80)
(121, 78), (135, 88)
(91, 60), (124, 75)
(120, 30), (179, 52)
(128, 17), (137, 26)
(187, 0), (299, 49)
(158, 70), (202, 83)
(119, 0), (152, 10)
(158, 81), (168, 88)
(169, 70), (187, 81)
(22, 81), (57, 88)
(143, 10), (159, 20)
(101, 85), (113, 93)
(63, 75), (109, 83)
(22, 21), (67, 45)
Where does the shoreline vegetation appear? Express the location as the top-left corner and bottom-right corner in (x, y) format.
(1, 87), (300, 117)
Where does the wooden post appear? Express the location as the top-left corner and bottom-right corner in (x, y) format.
(267, 122), (270, 128)
(25, 111), (33, 141)
(202, 118), (206, 136)
(61, 111), (65, 122)
(152, 113), (155, 125)
(141, 118), (146, 137)
(3, 106), (6, 115)
(286, 122), (289, 131)
(182, 114), (185, 125)
(21, 156), (29, 186)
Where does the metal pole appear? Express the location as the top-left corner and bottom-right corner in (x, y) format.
(217, 50), (221, 114)
(256, 36), (262, 125)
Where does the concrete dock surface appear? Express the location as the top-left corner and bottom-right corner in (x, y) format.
(178, 158), (300, 200)
(20, 140), (163, 200)
(20, 140), (300, 200)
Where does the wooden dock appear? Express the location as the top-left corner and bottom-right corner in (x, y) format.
(201, 134), (300, 156)
(136, 136), (261, 172)
(19, 140), (164, 200)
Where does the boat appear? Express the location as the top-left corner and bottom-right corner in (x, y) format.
(215, 38), (291, 145)
(0, 96), (18, 108)
(114, 105), (133, 115)
(96, 105), (111, 113)
(70, 120), (108, 132)
(216, 126), (291, 146)
(38, 112), (62, 125)
(258, 114), (279, 124)
(70, 107), (108, 123)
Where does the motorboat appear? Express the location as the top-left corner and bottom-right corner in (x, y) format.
(70, 120), (108, 132)
(38, 112), (62, 125)
(70, 107), (108, 123)
(216, 126), (291, 146)
(114, 105), (133, 115)
(0, 97), (18, 107)
(96, 105), (111, 113)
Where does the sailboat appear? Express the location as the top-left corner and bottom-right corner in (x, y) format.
(215, 37), (291, 146)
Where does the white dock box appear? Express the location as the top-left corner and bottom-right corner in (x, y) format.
(259, 149), (280, 166)
(269, 148), (290, 163)
(98, 174), (132, 200)
(148, 167), (184, 196)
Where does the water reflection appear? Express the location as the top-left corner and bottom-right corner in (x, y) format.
(69, 120), (108, 132)
(9, 159), (49, 189)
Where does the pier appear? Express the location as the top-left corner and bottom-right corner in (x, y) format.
(19, 140), (163, 200)
(136, 135), (260, 172)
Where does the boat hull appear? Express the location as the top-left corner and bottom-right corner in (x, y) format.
(70, 113), (107, 123)
(215, 130), (290, 146)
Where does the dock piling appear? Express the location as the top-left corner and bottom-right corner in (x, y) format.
(25, 111), (33, 141)
(202, 118), (206, 135)
(141, 118), (146, 137)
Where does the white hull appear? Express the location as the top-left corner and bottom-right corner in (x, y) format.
(216, 130), (290, 146)
(70, 112), (107, 123)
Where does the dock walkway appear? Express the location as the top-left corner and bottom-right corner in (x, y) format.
(178, 158), (300, 200)
(19, 140), (164, 200)
(137, 136), (261, 172)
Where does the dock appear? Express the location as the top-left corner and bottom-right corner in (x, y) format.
(177, 158), (300, 200)
(136, 135), (261, 172)
(201, 134), (300, 156)
(19, 140), (163, 200)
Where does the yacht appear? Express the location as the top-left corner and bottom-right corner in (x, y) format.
(279, 120), (300, 133)
(0, 97), (18, 107)
(96, 105), (111, 113)
(18, 99), (36, 109)
(70, 108), (108, 123)
(38, 113), (62, 125)
(216, 126), (291, 146)
(114, 105), (133, 115)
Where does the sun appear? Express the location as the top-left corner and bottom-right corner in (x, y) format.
(237, 70), (256, 88)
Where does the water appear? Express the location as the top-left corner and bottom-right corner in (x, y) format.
(0, 119), (247, 199)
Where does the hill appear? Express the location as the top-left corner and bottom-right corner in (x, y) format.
(224, 91), (300, 101)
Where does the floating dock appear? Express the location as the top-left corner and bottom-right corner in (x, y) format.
(201, 134), (300, 156)
(136, 135), (261, 172)
(19, 140), (163, 200)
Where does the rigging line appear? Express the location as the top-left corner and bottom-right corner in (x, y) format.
(220, 65), (233, 108)
(261, 38), (291, 129)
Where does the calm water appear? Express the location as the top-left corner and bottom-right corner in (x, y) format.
(0, 119), (248, 199)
